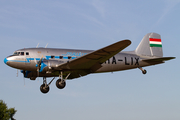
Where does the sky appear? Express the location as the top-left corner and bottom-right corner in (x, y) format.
(0, 0), (180, 120)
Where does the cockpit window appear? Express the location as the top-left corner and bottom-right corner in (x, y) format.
(13, 52), (19, 55)
(13, 51), (25, 56)
(13, 52), (20, 55)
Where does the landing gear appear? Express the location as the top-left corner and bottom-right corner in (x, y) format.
(142, 69), (147, 74)
(55, 71), (71, 89)
(40, 84), (49, 93)
(39, 71), (71, 94)
(40, 77), (55, 94)
(56, 79), (66, 89)
(139, 67), (147, 74)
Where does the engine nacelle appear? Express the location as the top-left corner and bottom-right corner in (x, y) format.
(22, 70), (38, 79)
(40, 60), (65, 72)
(21, 60), (65, 79)
(30, 77), (36, 80)
(22, 70), (56, 79)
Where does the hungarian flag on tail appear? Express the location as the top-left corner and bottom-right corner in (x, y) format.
(149, 38), (162, 47)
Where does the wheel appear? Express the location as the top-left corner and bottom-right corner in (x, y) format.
(142, 70), (147, 74)
(40, 84), (50, 93)
(56, 79), (66, 89)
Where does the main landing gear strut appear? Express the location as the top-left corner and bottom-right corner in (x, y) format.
(40, 77), (55, 93)
(139, 67), (147, 74)
(56, 71), (71, 89)
(40, 71), (71, 94)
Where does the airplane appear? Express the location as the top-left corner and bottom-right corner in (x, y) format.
(4, 33), (175, 94)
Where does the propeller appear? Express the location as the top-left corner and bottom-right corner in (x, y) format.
(35, 55), (44, 78)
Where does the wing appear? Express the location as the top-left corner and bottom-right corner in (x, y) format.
(54, 40), (131, 72)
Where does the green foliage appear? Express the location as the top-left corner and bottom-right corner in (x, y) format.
(0, 100), (17, 120)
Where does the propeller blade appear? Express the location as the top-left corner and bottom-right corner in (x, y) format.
(34, 58), (37, 64)
(38, 55), (44, 66)
(37, 69), (39, 77)
(36, 55), (44, 79)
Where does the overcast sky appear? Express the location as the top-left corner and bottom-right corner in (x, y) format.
(0, 0), (180, 120)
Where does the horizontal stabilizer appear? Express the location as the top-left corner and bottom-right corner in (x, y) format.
(142, 57), (175, 63)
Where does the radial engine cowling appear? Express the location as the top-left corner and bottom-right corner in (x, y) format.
(40, 60), (65, 72)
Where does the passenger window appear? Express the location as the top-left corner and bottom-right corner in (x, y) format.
(51, 56), (55, 59)
(26, 52), (29, 55)
(21, 52), (24, 55)
(68, 56), (71, 59)
(59, 56), (63, 59)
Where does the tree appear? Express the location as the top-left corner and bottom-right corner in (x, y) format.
(0, 100), (17, 120)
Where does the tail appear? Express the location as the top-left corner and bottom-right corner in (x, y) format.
(135, 33), (163, 57)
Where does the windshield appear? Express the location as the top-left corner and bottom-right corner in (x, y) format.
(13, 52), (20, 55)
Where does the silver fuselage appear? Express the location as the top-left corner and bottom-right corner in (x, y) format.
(4, 48), (154, 79)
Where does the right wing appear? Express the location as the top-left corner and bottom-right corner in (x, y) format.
(55, 40), (131, 72)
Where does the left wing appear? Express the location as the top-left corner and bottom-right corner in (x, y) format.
(54, 40), (131, 72)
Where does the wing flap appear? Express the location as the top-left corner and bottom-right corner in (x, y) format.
(56, 40), (131, 71)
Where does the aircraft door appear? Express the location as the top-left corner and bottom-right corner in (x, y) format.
(25, 52), (31, 65)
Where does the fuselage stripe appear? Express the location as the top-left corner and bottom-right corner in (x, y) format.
(6, 56), (77, 63)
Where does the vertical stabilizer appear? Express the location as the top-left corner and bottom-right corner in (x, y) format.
(135, 33), (163, 57)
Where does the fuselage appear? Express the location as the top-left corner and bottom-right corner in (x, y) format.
(4, 48), (152, 78)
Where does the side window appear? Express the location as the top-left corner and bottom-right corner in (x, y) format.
(51, 56), (55, 59)
(68, 56), (71, 59)
(20, 52), (24, 55)
(59, 56), (63, 59)
(26, 52), (29, 55)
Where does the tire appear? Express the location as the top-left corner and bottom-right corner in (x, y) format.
(56, 79), (66, 89)
(40, 84), (49, 93)
(142, 70), (147, 74)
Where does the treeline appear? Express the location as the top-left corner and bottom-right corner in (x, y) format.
(0, 100), (16, 120)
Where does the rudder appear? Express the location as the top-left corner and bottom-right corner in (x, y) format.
(135, 33), (163, 57)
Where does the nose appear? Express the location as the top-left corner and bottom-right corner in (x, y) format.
(4, 58), (8, 64)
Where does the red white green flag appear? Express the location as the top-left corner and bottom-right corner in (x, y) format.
(149, 38), (162, 47)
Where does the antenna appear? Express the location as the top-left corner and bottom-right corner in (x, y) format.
(45, 43), (48, 48)
(36, 43), (39, 48)
(17, 70), (18, 77)
(24, 77), (25, 86)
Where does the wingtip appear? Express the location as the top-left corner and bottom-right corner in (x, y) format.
(124, 39), (131, 45)
(171, 57), (176, 59)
